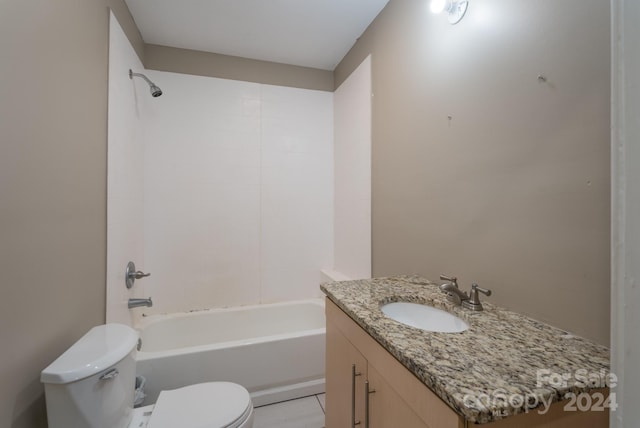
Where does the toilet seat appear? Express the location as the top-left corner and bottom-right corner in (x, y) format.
(147, 382), (253, 428)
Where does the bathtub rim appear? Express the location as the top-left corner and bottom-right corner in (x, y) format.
(135, 297), (325, 360)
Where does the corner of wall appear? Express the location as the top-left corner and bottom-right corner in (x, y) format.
(143, 43), (334, 91)
(107, 0), (145, 62)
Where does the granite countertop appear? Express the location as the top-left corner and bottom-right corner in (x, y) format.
(321, 276), (611, 424)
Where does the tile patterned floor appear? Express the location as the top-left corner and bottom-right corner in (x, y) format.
(253, 394), (325, 428)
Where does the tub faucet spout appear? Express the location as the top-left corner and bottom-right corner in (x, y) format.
(128, 297), (153, 309)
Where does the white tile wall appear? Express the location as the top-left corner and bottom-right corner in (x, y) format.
(260, 85), (334, 302)
(106, 13), (147, 325)
(107, 27), (338, 319)
(139, 72), (333, 314)
(333, 55), (372, 280)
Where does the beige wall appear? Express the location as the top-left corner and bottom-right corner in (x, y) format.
(336, 0), (610, 344)
(145, 44), (334, 91)
(0, 1), (142, 427)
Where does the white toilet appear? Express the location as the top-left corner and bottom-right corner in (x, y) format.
(41, 323), (254, 428)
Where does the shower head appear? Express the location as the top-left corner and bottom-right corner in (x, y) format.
(149, 83), (162, 98)
(129, 69), (163, 97)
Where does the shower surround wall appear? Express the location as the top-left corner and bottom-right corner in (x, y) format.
(107, 13), (147, 326)
(140, 71), (334, 316)
(333, 56), (372, 280)
(108, 16), (333, 322)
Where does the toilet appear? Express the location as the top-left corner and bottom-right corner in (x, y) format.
(41, 323), (254, 428)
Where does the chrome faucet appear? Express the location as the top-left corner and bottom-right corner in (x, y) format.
(439, 274), (492, 311)
(440, 281), (469, 305)
(128, 297), (153, 309)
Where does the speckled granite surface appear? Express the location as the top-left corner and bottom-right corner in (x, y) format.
(321, 276), (611, 424)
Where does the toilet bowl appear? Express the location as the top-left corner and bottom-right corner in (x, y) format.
(41, 323), (254, 428)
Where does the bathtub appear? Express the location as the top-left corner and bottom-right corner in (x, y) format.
(135, 299), (326, 407)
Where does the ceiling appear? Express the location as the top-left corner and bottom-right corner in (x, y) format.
(125, 0), (390, 71)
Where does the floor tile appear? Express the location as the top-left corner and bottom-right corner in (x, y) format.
(254, 396), (325, 428)
(316, 393), (325, 413)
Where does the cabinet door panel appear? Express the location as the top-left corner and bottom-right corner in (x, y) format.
(326, 318), (368, 428)
(367, 364), (429, 428)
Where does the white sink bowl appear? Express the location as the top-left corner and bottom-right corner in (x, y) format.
(381, 302), (469, 333)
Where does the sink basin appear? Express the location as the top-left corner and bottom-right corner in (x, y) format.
(381, 302), (469, 333)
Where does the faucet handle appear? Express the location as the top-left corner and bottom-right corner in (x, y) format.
(463, 283), (492, 311)
(472, 283), (491, 296)
(439, 274), (458, 287)
(125, 261), (151, 289)
(129, 271), (151, 280)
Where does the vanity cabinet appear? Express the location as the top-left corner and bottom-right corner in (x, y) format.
(325, 298), (609, 428)
(326, 299), (463, 428)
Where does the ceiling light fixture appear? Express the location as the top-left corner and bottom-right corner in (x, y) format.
(430, 0), (468, 25)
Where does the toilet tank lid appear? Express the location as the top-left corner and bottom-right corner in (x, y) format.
(41, 323), (139, 384)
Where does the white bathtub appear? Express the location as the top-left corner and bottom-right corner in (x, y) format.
(135, 299), (326, 407)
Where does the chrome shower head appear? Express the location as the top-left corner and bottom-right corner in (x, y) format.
(149, 84), (162, 98)
(129, 69), (163, 97)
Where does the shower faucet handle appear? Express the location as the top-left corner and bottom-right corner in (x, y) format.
(125, 261), (151, 289)
(130, 271), (150, 279)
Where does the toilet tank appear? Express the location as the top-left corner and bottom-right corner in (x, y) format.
(41, 324), (139, 428)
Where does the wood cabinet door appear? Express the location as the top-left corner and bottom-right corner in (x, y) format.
(325, 318), (368, 428)
(367, 364), (430, 428)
